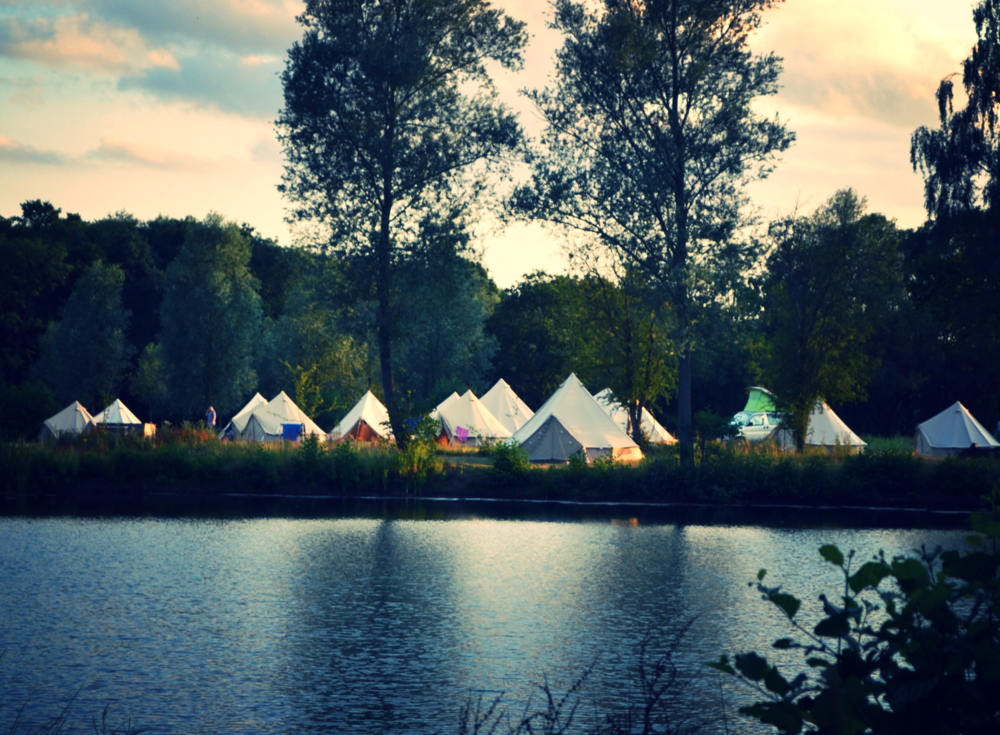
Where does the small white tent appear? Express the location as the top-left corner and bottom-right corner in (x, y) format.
(511, 374), (642, 462)
(479, 379), (534, 433)
(40, 401), (94, 439)
(771, 401), (866, 453)
(242, 391), (327, 442)
(914, 401), (999, 457)
(333, 391), (392, 442)
(594, 389), (676, 444)
(92, 398), (149, 434)
(219, 392), (268, 439)
(438, 390), (512, 445)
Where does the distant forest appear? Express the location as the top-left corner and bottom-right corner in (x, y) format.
(3, 0), (999, 444)
(1, 193), (997, 441)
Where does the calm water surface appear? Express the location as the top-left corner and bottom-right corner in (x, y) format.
(0, 496), (971, 733)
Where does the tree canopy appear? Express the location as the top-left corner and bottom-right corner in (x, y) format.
(512, 0), (793, 460)
(278, 0), (526, 441)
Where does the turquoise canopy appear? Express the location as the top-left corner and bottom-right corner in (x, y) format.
(743, 387), (776, 413)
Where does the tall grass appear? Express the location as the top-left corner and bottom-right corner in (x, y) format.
(5, 429), (997, 508)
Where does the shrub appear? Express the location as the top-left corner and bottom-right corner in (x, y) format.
(710, 484), (1000, 734)
(489, 440), (532, 479)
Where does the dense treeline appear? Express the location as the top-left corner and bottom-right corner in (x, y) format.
(1, 190), (997, 443)
(2, 0), (998, 446)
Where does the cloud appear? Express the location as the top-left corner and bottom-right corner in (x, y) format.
(0, 13), (178, 73)
(118, 48), (284, 118)
(250, 136), (281, 163)
(64, 0), (303, 55)
(84, 135), (210, 171)
(1, 74), (45, 108)
(0, 134), (66, 164)
(755, 0), (974, 129)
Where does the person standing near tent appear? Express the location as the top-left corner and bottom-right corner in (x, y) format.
(206, 406), (216, 429)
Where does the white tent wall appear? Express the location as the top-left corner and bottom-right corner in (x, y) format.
(771, 401), (866, 453)
(219, 393), (268, 439)
(333, 391), (392, 441)
(479, 379), (534, 434)
(40, 401), (94, 439)
(511, 374), (641, 462)
(914, 401), (1000, 457)
(239, 391), (327, 442)
(437, 390), (512, 446)
(594, 389), (676, 444)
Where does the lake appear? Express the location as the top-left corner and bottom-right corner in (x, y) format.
(0, 495), (972, 734)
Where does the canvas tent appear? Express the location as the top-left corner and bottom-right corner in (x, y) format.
(437, 390), (512, 445)
(91, 398), (152, 435)
(430, 392), (460, 421)
(479, 379), (534, 433)
(594, 389), (676, 444)
(771, 401), (866, 453)
(218, 392), (268, 440)
(914, 401), (999, 457)
(333, 390), (392, 441)
(40, 401), (94, 439)
(510, 374), (642, 462)
(242, 391), (327, 442)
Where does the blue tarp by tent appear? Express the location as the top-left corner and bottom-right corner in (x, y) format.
(282, 423), (303, 442)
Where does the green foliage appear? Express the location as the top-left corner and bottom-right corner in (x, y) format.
(36, 262), (134, 408)
(712, 489), (1000, 735)
(158, 214), (263, 420)
(489, 440), (532, 479)
(513, 0), (794, 456)
(0, 379), (61, 441)
(911, 0), (1000, 217)
(278, 0), (526, 437)
(129, 343), (167, 422)
(762, 190), (906, 450)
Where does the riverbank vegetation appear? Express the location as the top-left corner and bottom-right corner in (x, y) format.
(3, 428), (997, 511)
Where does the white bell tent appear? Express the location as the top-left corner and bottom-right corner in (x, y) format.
(333, 390), (393, 442)
(218, 392), (268, 439)
(479, 379), (534, 433)
(914, 401), (999, 457)
(91, 398), (150, 434)
(242, 391), (327, 442)
(510, 374), (642, 462)
(594, 389), (676, 444)
(771, 401), (866, 453)
(437, 390), (512, 445)
(40, 401), (94, 439)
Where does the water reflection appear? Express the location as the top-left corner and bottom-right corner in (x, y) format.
(0, 497), (971, 734)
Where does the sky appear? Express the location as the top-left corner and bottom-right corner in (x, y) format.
(0, 0), (980, 288)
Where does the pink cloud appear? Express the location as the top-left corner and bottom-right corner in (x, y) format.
(0, 15), (178, 74)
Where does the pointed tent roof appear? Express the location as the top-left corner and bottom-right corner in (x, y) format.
(743, 387), (777, 413)
(333, 390), (392, 441)
(772, 401), (866, 452)
(91, 398), (143, 426)
(915, 401), (999, 456)
(219, 392), (268, 438)
(438, 390), (512, 441)
(243, 391), (326, 440)
(430, 392), (460, 421)
(511, 374), (641, 462)
(42, 401), (94, 437)
(594, 389), (676, 444)
(479, 379), (534, 433)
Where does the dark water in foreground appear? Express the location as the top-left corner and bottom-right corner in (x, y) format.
(0, 495), (971, 734)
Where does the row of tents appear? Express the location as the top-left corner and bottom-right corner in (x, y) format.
(737, 386), (1000, 457)
(40, 399), (155, 439)
(40, 379), (999, 461)
(216, 375), (674, 462)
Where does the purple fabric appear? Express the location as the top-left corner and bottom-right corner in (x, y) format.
(456, 426), (469, 442)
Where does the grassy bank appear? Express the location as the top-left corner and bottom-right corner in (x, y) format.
(2, 428), (997, 510)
